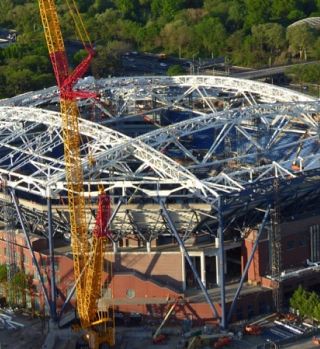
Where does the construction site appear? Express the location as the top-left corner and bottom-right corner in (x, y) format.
(0, 1), (320, 349)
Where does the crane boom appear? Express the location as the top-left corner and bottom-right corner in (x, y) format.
(38, 1), (114, 346)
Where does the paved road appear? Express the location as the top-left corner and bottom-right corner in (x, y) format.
(121, 52), (188, 75)
(281, 336), (318, 349)
(232, 61), (320, 80)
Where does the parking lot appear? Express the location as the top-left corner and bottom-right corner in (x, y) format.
(121, 52), (189, 75)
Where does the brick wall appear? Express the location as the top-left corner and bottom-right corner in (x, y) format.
(243, 230), (269, 283)
(0, 230), (75, 311)
(243, 214), (318, 283)
(107, 251), (183, 290)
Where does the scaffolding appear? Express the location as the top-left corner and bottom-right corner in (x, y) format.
(271, 178), (283, 312)
(2, 179), (16, 305)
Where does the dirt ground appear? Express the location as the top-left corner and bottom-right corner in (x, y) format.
(0, 311), (46, 349)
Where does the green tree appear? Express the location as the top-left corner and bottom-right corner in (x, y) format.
(203, 0), (231, 22)
(5, 68), (34, 95)
(137, 22), (161, 51)
(287, 9), (306, 22)
(0, 0), (13, 26)
(251, 23), (286, 65)
(195, 17), (227, 56)
(20, 55), (51, 73)
(175, 8), (205, 25)
(245, 0), (272, 28)
(0, 264), (7, 300)
(228, 1), (246, 30)
(286, 63), (320, 84)
(94, 9), (122, 42)
(73, 49), (88, 66)
(287, 24), (317, 60)
(307, 292), (319, 318)
(290, 285), (307, 314)
(0, 264), (7, 284)
(271, 0), (297, 22)
(160, 20), (195, 57)
(314, 302), (320, 320)
(290, 286), (320, 319)
(90, 0), (111, 13)
(9, 3), (41, 33)
(167, 64), (186, 76)
(10, 271), (28, 307)
(77, 0), (95, 12)
(91, 41), (130, 77)
(151, 0), (186, 20)
(113, 0), (139, 19)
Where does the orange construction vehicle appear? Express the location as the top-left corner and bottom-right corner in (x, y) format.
(313, 336), (320, 345)
(284, 313), (297, 321)
(244, 324), (262, 335)
(214, 336), (232, 348)
(153, 334), (166, 344)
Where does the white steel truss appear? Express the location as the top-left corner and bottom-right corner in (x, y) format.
(0, 99), (320, 201)
(0, 76), (319, 238)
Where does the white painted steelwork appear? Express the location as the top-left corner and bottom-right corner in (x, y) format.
(0, 76), (319, 237)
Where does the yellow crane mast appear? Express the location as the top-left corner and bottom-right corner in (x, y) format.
(38, 0), (114, 347)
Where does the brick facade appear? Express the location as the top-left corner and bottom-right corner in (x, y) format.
(243, 216), (320, 284)
(109, 251), (183, 290)
(0, 230), (75, 312)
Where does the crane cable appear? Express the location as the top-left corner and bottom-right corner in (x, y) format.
(65, 0), (92, 49)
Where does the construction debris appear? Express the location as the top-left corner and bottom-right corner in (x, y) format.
(0, 311), (24, 330)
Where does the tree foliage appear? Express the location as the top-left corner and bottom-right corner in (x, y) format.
(290, 285), (320, 319)
(167, 64), (186, 76)
(287, 23), (317, 60)
(0, 264), (7, 284)
(286, 63), (320, 83)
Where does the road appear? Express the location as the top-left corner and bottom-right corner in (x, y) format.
(281, 336), (318, 349)
(121, 52), (188, 75)
(232, 60), (320, 80)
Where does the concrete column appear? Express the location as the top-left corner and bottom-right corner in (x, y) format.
(200, 252), (206, 288)
(215, 237), (219, 248)
(216, 255), (220, 285)
(146, 241), (151, 253)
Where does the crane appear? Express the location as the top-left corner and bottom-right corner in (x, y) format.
(38, 1), (114, 347)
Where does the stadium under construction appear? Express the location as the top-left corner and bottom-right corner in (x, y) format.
(0, 74), (319, 334)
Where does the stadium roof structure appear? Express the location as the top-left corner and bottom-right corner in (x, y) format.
(288, 17), (320, 29)
(0, 76), (319, 239)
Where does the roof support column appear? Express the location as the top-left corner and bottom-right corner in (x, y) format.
(160, 201), (218, 319)
(10, 189), (51, 314)
(217, 196), (226, 330)
(181, 246), (186, 292)
(58, 197), (123, 321)
(200, 252), (206, 288)
(226, 205), (271, 324)
(47, 189), (57, 321)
